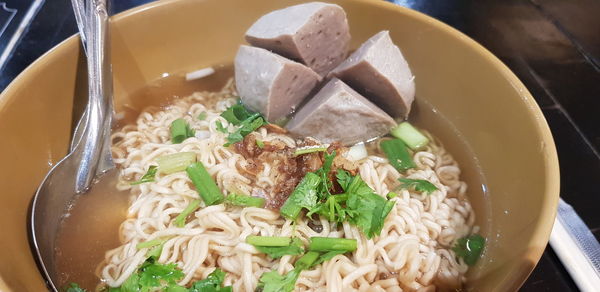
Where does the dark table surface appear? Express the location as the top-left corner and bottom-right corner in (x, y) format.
(1, 0), (599, 291)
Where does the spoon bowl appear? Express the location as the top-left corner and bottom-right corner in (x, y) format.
(29, 0), (114, 290)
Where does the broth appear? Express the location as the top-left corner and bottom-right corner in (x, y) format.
(54, 65), (489, 290)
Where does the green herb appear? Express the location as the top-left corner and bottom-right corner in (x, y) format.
(174, 200), (201, 227)
(257, 269), (300, 292)
(215, 120), (228, 133)
(246, 236), (291, 247)
(253, 237), (304, 259)
(130, 165), (158, 185)
(335, 169), (353, 191)
(293, 145), (328, 156)
(224, 194), (265, 208)
(398, 178), (438, 194)
(280, 172), (321, 220)
(186, 162), (225, 205)
(170, 118), (195, 144)
(220, 103), (253, 125)
(308, 237), (357, 252)
(136, 238), (167, 250)
(453, 234), (485, 266)
(344, 175), (394, 238)
(314, 151), (336, 200)
(224, 113), (266, 146)
(386, 192), (398, 199)
(381, 139), (415, 172)
(157, 152), (197, 174)
(65, 283), (87, 292)
(109, 257), (183, 292)
(197, 112), (207, 120)
(313, 250), (346, 266)
(390, 122), (429, 150)
(188, 268), (232, 292)
(146, 242), (165, 258)
(255, 139), (265, 149)
(294, 251), (320, 270)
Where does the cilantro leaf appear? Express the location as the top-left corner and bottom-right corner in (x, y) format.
(253, 238), (304, 259)
(130, 165), (158, 185)
(453, 234), (485, 266)
(280, 172), (321, 220)
(398, 178), (438, 194)
(345, 175), (392, 238)
(65, 283), (87, 292)
(335, 169), (352, 191)
(314, 150), (336, 200)
(138, 257), (184, 288)
(224, 113), (266, 146)
(215, 121), (228, 133)
(188, 268), (232, 292)
(257, 269), (300, 292)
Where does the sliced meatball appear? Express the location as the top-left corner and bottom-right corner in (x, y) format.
(286, 78), (397, 145)
(245, 2), (350, 76)
(234, 45), (321, 122)
(329, 30), (415, 119)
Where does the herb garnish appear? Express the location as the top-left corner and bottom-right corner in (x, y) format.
(170, 118), (195, 144)
(280, 152), (395, 239)
(218, 102), (268, 147)
(130, 165), (158, 185)
(380, 139), (416, 171)
(398, 178), (438, 194)
(453, 234), (485, 266)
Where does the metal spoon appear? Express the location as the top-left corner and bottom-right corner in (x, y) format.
(30, 0), (114, 290)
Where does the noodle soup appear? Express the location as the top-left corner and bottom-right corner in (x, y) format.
(55, 67), (488, 291)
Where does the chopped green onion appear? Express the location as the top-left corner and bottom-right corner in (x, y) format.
(136, 238), (167, 250)
(398, 178), (438, 194)
(381, 139), (416, 172)
(308, 237), (357, 252)
(280, 172), (321, 220)
(246, 236), (291, 247)
(390, 122), (429, 150)
(453, 234), (485, 266)
(157, 152), (197, 174)
(186, 162), (225, 205)
(225, 194), (266, 208)
(294, 251), (320, 270)
(221, 103), (253, 125)
(215, 120), (228, 133)
(293, 145), (328, 156)
(252, 238), (304, 259)
(256, 139), (265, 149)
(173, 200), (201, 227)
(197, 112), (207, 120)
(146, 242), (164, 258)
(130, 165), (158, 185)
(170, 118), (195, 144)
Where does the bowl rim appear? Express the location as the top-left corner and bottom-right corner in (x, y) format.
(0, 0), (560, 290)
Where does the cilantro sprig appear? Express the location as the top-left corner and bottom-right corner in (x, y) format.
(105, 255), (232, 292)
(217, 102), (268, 146)
(280, 151), (395, 239)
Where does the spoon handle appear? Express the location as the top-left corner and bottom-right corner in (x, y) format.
(75, 0), (114, 193)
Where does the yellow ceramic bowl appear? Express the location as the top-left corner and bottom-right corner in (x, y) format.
(0, 0), (559, 291)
